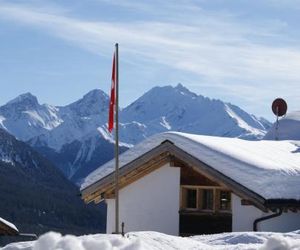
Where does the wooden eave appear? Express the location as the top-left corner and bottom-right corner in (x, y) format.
(264, 199), (300, 211)
(81, 140), (289, 212)
(81, 141), (175, 204)
(0, 221), (18, 236)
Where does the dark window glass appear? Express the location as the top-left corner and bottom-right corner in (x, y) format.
(186, 189), (197, 208)
(219, 191), (231, 210)
(201, 189), (213, 210)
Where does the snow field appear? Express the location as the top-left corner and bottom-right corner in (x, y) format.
(2, 231), (300, 250)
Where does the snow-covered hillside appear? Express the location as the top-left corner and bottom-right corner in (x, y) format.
(0, 129), (106, 235)
(0, 84), (271, 182)
(264, 111), (300, 140)
(0, 90), (123, 180)
(2, 231), (300, 250)
(29, 89), (111, 150)
(0, 93), (62, 141)
(0, 128), (43, 168)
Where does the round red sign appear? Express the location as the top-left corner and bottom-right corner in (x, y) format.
(272, 98), (287, 117)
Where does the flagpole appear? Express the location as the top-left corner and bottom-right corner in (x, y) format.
(114, 43), (120, 234)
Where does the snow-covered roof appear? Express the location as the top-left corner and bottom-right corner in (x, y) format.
(0, 217), (18, 233)
(81, 132), (300, 201)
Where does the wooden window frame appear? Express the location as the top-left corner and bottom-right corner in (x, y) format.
(219, 190), (231, 211)
(181, 187), (199, 211)
(180, 185), (232, 213)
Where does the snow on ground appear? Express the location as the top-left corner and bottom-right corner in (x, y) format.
(2, 231), (300, 250)
(193, 231), (300, 249)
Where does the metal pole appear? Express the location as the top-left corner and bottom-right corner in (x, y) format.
(275, 106), (279, 141)
(114, 43), (120, 234)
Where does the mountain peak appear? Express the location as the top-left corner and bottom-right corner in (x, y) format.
(174, 83), (196, 96)
(67, 89), (109, 107)
(65, 89), (109, 117)
(175, 83), (187, 91)
(144, 84), (198, 101)
(82, 89), (108, 100)
(147, 84), (196, 96)
(6, 92), (39, 107)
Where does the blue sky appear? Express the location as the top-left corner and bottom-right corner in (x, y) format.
(0, 0), (300, 120)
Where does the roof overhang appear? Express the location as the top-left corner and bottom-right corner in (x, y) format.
(81, 140), (175, 204)
(81, 140), (300, 211)
(0, 220), (18, 236)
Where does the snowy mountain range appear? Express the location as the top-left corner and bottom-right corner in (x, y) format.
(121, 84), (270, 142)
(0, 84), (271, 183)
(0, 93), (62, 141)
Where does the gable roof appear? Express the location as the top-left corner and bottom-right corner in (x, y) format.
(80, 132), (300, 206)
(0, 217), (18, 236)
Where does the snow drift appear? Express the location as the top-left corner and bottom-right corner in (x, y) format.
(2, 231), (300, 250)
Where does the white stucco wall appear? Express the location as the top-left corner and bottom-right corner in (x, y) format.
(106, 164), (181, 235)
(232, 194), (262, 231)
(232, 194), (300, 232)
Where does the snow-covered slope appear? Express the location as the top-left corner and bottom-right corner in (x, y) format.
(121, 84), (269, 143)
(34, 128), (128, 180)
(264, 111), (300, 140)
(0, 93), (62, 141)
(26, 90), (131, 182)
(0, 127), (45, 168)
(0, 129), (105, 235)
(3, 230), (300, 250)
(30, 89), (110, 150)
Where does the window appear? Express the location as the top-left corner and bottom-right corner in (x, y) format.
(219, 190), (231, 211)
(200, 189), (214, 210)
(182, 188), (197, 209)
(186, 189), (197, 209)
(181, 186), (231, 212)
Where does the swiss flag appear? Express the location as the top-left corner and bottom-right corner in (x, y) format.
(108, 53), (116, 133)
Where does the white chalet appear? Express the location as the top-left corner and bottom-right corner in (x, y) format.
(80, 132), (300, 235)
